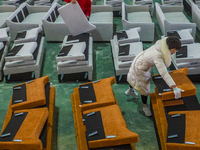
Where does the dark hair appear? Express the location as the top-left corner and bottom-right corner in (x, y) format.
(166, 36), (181, 50)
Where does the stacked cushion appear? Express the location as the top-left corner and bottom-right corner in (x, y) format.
(0, 76), (55, 150)
(71, 77), (139, 150)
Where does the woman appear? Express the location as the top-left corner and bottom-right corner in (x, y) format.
(125, 36), (184, 117)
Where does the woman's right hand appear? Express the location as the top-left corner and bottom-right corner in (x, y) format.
(173, 87), (185, 99)
(71, 0), (76, 4)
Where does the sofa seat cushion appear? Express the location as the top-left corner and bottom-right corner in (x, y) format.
(0, 12), (13, 27)
(128, 12), (152, 23)
(22, 12), (47, 26)
(164, 12), (190, 23)
(89, 12), (113, 24)
(55, 15), (64, 23)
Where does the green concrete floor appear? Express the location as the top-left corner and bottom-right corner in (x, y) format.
(1, 0), (200, 150)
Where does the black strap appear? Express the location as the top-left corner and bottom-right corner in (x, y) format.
(152, 75), (171, 93)
(166, 114), (185, 143)
(22, 6), (29, 18)
(89, 144), (133, 150)
(17, 11), (24, 23)
(12, 83), (27, 105)
(176, 46), (187, 58)
(116, 31), (128, 41)
(8, 45), (23, 56)
(0, 112), (28, 141)
(118, 45), (130, 56)
(79, 83), (97, 104)
(167, 31), (181, 39)
(84, 111), (105, 141)
(57, 45), (73, 57)
(67, 33), (89, 60)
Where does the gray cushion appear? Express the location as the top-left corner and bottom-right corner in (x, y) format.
(22, 12), (47, 26)
(128, 12), (152, 23)
(89, 12), (113, 23)
(164, 12), (190, 23)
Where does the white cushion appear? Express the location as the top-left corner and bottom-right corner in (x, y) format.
(56, 42), (86, 62)
(14, 27), (43, 44)
(58, 2), (96, 36)
(5, 42), (37, 61)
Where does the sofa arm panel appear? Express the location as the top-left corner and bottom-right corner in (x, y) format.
(191, 2), (200, 30)
(155, 2), (167, 35)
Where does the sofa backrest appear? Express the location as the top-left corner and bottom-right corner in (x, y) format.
(7, 3), (28, 23)
(191, 2), (200, 30)
(43, 2), (60, 22)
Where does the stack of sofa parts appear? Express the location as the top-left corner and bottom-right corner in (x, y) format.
(170, 42), (200, 81)
(3, 27), (45, 82)
(150, 68), (200, 150)
(111, 28), (143, 83)
(0, 76), (55, 150)
(57, 33), (93, 82)
(133, 0), (154, 16)
(6, 2), (50, 41)
(161, 0), (182, 6)
(162, 29), (194, 44)
(71, 77), (139, 150)
(0, 27), (11, 81)
(0, 5), (16, 28)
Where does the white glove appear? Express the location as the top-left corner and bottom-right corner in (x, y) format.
(173, 87), (185, 99)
